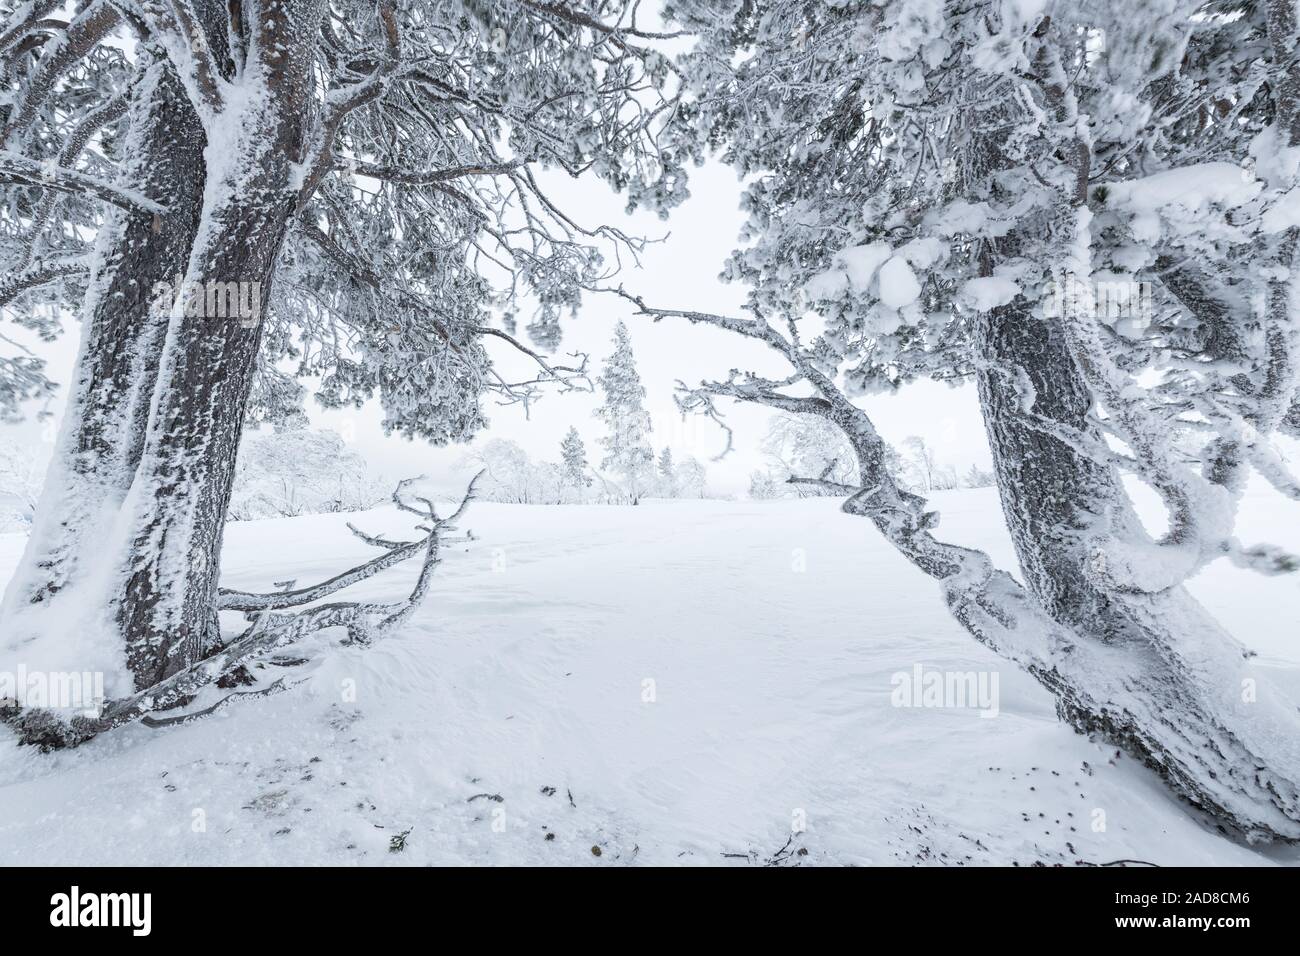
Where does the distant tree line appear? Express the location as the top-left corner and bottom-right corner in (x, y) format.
(748, 414), (994, 500)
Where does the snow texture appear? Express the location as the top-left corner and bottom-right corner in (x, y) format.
(1, 483), (1296, 865)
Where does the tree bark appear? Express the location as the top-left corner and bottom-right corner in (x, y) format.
(0, 50), (205, 618)
(972, 299), (1137, 641)
(113, 5), (320, 688)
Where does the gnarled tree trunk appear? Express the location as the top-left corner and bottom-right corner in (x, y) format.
(972, 298), (1136, 640)
(829, 380), (1300, 840)
(112, 7), (319, 688)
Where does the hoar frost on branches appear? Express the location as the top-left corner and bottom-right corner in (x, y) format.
(229, 426), (385, 520)
(642, 0), (1300, 839)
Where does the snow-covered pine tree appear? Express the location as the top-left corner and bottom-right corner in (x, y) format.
(0, 0), (687, 742)
(560, 426), (592, 492)
(657, 447), (676, 497)
(649, 0), (1300, 838)
(594, 320), (654, 503)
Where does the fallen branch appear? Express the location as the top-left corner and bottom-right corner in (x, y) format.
(140, 677), (295, 728)
(3, 473), (483, 748)
(217, 476), (473, 612)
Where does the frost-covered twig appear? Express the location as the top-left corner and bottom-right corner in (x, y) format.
(0, 260), (84, 310)
(219, 475), (479, 613)
(0, 1), (121, 148)
(0, 150), (166, 214)
(139, 677), (294, 728)
(786, 475), (862, 496)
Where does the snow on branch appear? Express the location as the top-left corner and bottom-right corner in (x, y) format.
(518, 0), (689, 42)
(786, 474), (863, 496)
(0, 150), (166, 215)
(220, 474), (478, 614)
(294, 216), (591, 411)
(608, 287), (774, 342)
(0, 260), (84, 310)
(0, 2), (66, 53)
(296, 0), (402, 204)
(476, 326), (593, 411)
(0, 0), (122, 148)
(343, 159), (523, 186)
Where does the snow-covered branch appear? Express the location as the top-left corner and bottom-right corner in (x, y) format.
(0, 150), (165, 214)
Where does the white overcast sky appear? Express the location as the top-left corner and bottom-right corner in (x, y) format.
(1, 157), (994, 496)
(439, 157), (997, 495)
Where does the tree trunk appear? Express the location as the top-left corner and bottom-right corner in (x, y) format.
(113, 18), (318, 688)
(971, 299), (1137, 640)
(965, 290), (1300, 839)
(0, 51), (205, 622)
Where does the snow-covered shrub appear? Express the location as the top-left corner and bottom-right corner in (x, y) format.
(748, 471), (781, 500)
(761, 413), (859, 497)
(229, 427), (384, 520)
(673, 456), (709, 499)
(463, 439), (573, 505)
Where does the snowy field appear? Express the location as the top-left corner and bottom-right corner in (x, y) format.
(1, 484), (1297, 866)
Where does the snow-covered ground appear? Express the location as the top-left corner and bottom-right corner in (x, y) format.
(1, 484), (1297, 866)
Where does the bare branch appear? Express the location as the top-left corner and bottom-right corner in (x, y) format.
(604, 286), (775, 341)
(346, 158), (522, 186)
(518, 0), (689, 41)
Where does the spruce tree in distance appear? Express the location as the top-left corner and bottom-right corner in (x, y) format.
(658, 447), (676, 497)
(560, 427), (593, 491)
(595, 321), (654, 504)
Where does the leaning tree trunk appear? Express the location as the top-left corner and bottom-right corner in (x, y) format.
(0, 50), (205, 623)
(971, 298), (1140, 641)
(751, 305), (1300, 838)
(111, 22), (318, 689)
(804, 382), (1300, 840)
(956, 6), (1300, 837)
